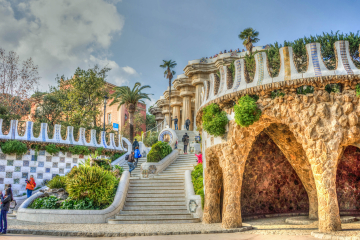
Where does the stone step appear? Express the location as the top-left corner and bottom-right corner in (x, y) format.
(123, 205), (187, 211)
(114, 214), (193, 220)
(119, 210), (189, 215)
(125, 201), (185, 206)
(127, 193), (184, 198)
(129, 186), (184, 190)
(153, 176), (184, 179)
(128, 190), (184, 194)
(130, 179), (184, 183)
(130, 183), (184, 186)
(7, 214), (16, 219)
(126, 197), (185, 202)
(108, 218), (200, 224)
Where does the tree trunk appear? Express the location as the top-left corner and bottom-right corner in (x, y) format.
(168, 78), (171, 128)
(129, 110), (134, 145)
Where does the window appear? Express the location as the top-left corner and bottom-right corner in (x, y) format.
(108, 113), (112, 124)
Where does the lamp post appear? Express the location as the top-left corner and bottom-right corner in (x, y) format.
(103, 95), (108, 132)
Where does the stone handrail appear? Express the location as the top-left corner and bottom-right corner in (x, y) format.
(185, 170), (203, 220)
(140, 150), (178, 178)
(16, 171), (130, 223)
(0, 119), (130, 152)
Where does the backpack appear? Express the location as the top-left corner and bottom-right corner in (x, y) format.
(182, 137), (185, 142)
(125, 154), (129, 160)
(33, 182), (37, 188)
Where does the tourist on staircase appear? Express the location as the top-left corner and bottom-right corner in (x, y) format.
(172, 116), (179, 130)
(127, 151), (136, 176)
(185, 118), (191, 131)
(182, 133), (189, 154)
(0, 187), (13, 234)
(134, 146), (141, 168)
(132, 138), (139, 151)
(195, 151), (203, 164)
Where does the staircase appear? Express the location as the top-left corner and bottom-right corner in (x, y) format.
(121, 156), (147, 179)
(174, 130), (199, 153)
(108, 153), (199, 224)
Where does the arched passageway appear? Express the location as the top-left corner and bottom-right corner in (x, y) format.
(241, 132), (309, 217)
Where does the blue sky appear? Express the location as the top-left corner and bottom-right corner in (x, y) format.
(1, 0), (359, 108)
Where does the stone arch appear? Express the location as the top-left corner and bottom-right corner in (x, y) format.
(214, 73), (220, 96)
(226, 66), (233, 90)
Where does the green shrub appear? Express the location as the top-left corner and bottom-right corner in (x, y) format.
(147, 141), (172, 162)
(29, 196), (61, 209)
(143, 131), (159, 147)
(234, 95), (262, 127)
(113, 165), (124, 174)
(297, 85), (314, 95)
(1, 140), (28, 155)
(61, 197), (99, 210)
(65, 165), (118, 207)
(270, 90), (285, 99)
(110, 152), (125, 162)
(356, 84), (360, 97)
(95, 147), (104, 155)
(325, 83), (341, 94)
(191, 163), (204, 208)
(68, 145), (91, 156)
(46, 175), (67, 189)
(45, 144), (60, 155)
(94, 158), (112, 171)
(202, 103), (228, 137)
(228, 61), (235, 80)
(244, 52), (256, 82)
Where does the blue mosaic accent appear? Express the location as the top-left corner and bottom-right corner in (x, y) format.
(23, 161), (29, 167)
(30, 167), (36, 173)
(6, 172), (12, 178)
(0, 165), (5, 172)
(59, 168), (64, 174)
(339, 41), (354, 75)
(22, 172), (28, 179)
(27, 121), (32, 140)
(39, 150), (45, 156)
(46, 156), (52, 162)
(66, 163), (71, 169)
(45, 168), (50, 173)
(102, 131), (107, 148)
(0, 178), (3, 184)
(92, 130), (97, 146)
(11, 120), (16, 139)
(54, 125), (61, 143)
(7, 160), (14, 166)
(218, 67), (225, 95)
(256, 53), (265, 86)
(80, 128), (86, 145)
(0, 153), (5, 159)
(16, 155), (22, 160)
(73, 158), (78, 163)
(31, 155), (37, 161)
(69, 127), (73, 144)
(159, 130), (173, 143)
(15, 166), (21, 172)
(60, 157), (65, 163)
(52, 162), (58, 168)
(14, 178), (20, 184)
(233, 60), (242, 92)
(310, 43), (322, 77)
(41, 123), (47, 141)
(37, 173), (43, 179)
(38, 161), (44, 167)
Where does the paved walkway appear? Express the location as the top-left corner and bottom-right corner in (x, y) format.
(2, 233), (317, 240)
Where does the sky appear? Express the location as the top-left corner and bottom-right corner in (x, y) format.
(1, 0), (359, 109)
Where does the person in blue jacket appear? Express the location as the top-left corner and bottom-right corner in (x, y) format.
(134, 146), (141, 168)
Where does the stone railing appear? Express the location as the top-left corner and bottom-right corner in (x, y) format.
(16, 171), (130, 223)
(185, 170), (203, 220)
(140, 150), (178, 178)
(0, 119), (130, 151)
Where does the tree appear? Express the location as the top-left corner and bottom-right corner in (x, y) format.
(60, 65), (110, 127)
(110, 82), (152, 143)
(238, 28), (260, 54)
(0, 48), (40, 117)
(160, 60), (176, 126)
(120, 109), (146, 140)
(146, 113), (156, 131)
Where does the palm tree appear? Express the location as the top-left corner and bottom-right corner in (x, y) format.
(238, 28), (260, 54)
(110, 82), (152, 144)
(160, 60), (176, 127)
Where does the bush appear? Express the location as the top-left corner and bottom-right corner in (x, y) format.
(113, 165), (124, 175)
(147, 141), (172, 162)
(297, 85), (314, 95)
(61, 197), (99, 210)
(202, 103), (228, 137)
(191, 164), (204, 208)
(325, 83), (341, 93)
(29, 196), (60, 209)
(46, 175), (67, 189)
(234, 95), (262, 127)
(94, 158), (112, 171)
(45, 144), (60, 155)
(65, 165), (118, 207)
(270, 90), (285, 99)
(1, 140), (28, 155)
(68, 145), (91, 156)
(110, 152), (125, 162)
(143, 131), (159, 147)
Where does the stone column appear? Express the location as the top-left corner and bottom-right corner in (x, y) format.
(172, 105), (181, 129)
(164, 113), (170, 127)
(182, 96), (191, 130)
(195, 84), (203, 113)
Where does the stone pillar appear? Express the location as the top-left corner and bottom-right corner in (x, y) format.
(172, 105), (181, 130)
(195, 84), (203, 113)
(182, 96), (191, 130)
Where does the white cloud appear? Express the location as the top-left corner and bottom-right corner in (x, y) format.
(0, 0), (136, 90)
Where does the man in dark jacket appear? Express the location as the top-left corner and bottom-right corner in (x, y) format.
(182, 133), (189, 154)
(172, 116), (179, 130)
(0, 188), (12, 234)
(127, 151), (136, 175)
(185, 118), (191, 131)
(132, 139), (139, 151)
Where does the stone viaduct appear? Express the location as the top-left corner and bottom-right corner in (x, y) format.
(151, 40), (360, 233)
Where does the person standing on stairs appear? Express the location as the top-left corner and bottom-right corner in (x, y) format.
(185, 118), (191, 131)
(127, 151), (136, 176)
(132, 138), (139, 151)
(182, 133), (189, 154)
(134, 146), (141, 168)
(172, 116), (179, 130)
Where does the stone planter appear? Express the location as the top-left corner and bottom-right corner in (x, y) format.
(140, 150), (178, 178)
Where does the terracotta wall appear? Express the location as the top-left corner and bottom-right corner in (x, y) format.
(241, 132), (309, 216)
(336, 146), (360, 211)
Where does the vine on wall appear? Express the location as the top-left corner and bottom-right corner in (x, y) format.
(202, 103), (228, 137)
(244, 52), (256, 83)
(234, 95), (262, 127)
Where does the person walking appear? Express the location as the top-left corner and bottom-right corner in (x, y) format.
(0, 187), (13, 234)
(195, 151), (203, 164)
(182, 133), (189, 154)
(132, 139), (139, 151)
(172, 116), (179, 130)
(134, 146), (141, 168)
(25, 175), (35, 198)
(185, 118), (191, 131)
(127, 151), (136, 176)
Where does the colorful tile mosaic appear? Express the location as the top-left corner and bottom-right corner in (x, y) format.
(22, 172), (28, 179)
(7, 160), (14, 166)
(37, 173), (43, 179)
(233, 60), (242, 92)
(60, 157), (65, 163)
(6, 172), (12, 178)
(14, 178), (20, 184)
(30, 167), (36, 173)
(73, 158), (78, 163)
(0, 165), (5, 172)
(66, 153), (72, 157)
(52, 162), (58, 168)
(26, 150), (30, 155)
(54, 152), (59, 157)
(52, 174), (58, 178)
(310, 43), (322, 77)
(31, 155), (37, 161)
(59, 168), (64, 174)
(46, 156), (52, 162)
(39, 150), (45, 156)
(0, 178), (3, 184)
(0, 153), (5, 159)
(256, 53), (265, 86)
(66, 163), (71, 169)
(339, 41), (354, 75)
(16, 155), (23, 160)
(38, 161), (44, 167)
(45, 168), (50, 173)
(15, 166), (21, 172)
(23, 161), (29, 167)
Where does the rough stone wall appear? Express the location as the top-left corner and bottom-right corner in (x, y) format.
(336, 146), (360, 211)
(241, 132), (309, 216)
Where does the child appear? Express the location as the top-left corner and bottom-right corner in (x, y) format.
(195, 151), (203, 164)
